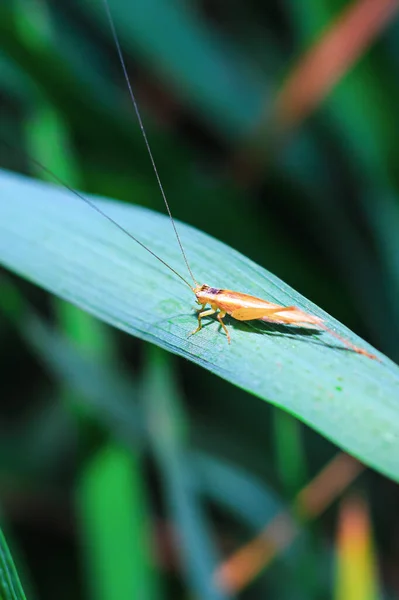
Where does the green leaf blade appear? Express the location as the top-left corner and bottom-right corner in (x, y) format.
(1, 168), (399, 481)
(0, 529), (28, 600)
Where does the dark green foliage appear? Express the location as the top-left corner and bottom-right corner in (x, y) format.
(0, 0), (398, 598)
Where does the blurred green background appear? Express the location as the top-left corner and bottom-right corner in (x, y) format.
(1, 0), (399, 598)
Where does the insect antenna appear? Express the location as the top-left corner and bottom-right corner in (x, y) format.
(102, 0), (198, 288)
(9, 146), (194, 291)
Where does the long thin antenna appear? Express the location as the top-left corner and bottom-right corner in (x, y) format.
(102, 0), (198, 287)
(12, 146), (193, 291)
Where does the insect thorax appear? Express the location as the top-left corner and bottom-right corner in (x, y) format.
(194, 284), (222, 304)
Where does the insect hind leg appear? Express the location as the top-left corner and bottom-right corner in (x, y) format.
(217, 311), (230, 344)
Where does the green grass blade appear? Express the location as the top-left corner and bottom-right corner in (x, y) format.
(0, 529), (28, 600)
(142, 347), (226, 599)
(77, 445), (160, 600)
(1, 169), (399, 482)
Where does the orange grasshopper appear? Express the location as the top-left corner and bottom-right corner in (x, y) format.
(190, 284), (376, 359)
(31, 0), (377, 361)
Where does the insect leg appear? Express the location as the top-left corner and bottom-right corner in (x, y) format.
(189, 307), (217, 338)
(216, 311), (230, 344)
